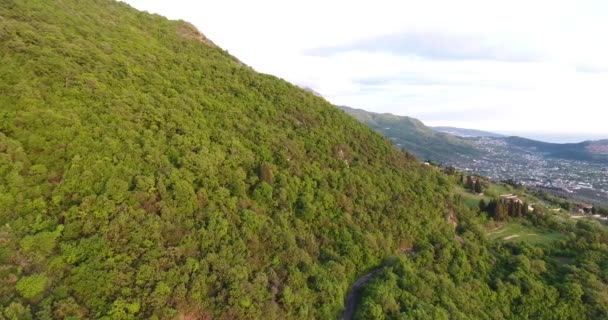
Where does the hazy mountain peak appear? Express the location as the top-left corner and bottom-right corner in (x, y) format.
(432, 126), (505, 138)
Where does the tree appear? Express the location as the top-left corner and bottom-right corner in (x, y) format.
(474, 180), (483, 194)
(494, 200), (508, 221)
(15, 274), (47, 299)
(444, 166), (456, 176)
(3, 302), (33, 320)
(479, 199), (487, 212)
(486, 199), (497, 215)
(466, 176), (474, 191)
(510, 201), (520, 217)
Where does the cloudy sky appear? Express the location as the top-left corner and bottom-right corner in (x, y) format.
(124, 0), (608, 141)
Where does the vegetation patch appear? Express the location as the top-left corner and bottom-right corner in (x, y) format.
(486, 220), (565, 245)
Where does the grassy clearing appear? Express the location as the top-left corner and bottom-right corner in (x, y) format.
(486, 220), (565, 245)
(455, 186), (491, 210)
(454, 182), (515, 211)
(483, 184), (512, 198)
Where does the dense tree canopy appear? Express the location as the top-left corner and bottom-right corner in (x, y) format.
(0, 1), (452, 318)
(355, 213), (608, 319)
(1, 1), (607, 319)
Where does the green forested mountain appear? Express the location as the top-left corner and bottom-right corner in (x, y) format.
(0, 1), (453, 319)
(339, 106), (479, 163)
(1, 1), (608, 320)
(342, 106), (608, 165)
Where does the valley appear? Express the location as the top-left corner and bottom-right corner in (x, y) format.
(340, 107), (608, 206)
(454, 137), (608, 206)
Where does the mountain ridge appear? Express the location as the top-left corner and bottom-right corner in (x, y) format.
(338, 106), (480, 163)
(340, 107), (608, 164)
(503, 136), (608, 162)
(432, 126), (505, 138)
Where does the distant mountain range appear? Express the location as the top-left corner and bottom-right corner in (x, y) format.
(340, 106), (608, 204)
(502, 136), (608, 163)
(432, 126), (505, 138)
(340, 106), (608, 165)
(338, 106), (479, 163)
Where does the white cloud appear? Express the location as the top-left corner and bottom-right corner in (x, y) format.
(123, 0), (608, 138)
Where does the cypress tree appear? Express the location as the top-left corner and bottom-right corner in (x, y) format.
(479, 199), (487, 212)
(466, 176), (474, 191)
(474, 180), (483, 194)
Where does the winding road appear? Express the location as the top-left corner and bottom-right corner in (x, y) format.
(342, 269), (381, 320)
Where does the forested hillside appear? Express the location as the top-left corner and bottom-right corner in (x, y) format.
(505, 136), (608, 163)
(1, 1), (608, 320)
(339, 106), (478, 163)
(356, 216), (608, 319)
(0, 1), (453, 318)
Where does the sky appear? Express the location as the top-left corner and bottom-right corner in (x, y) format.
(123, 0), (608, 142)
